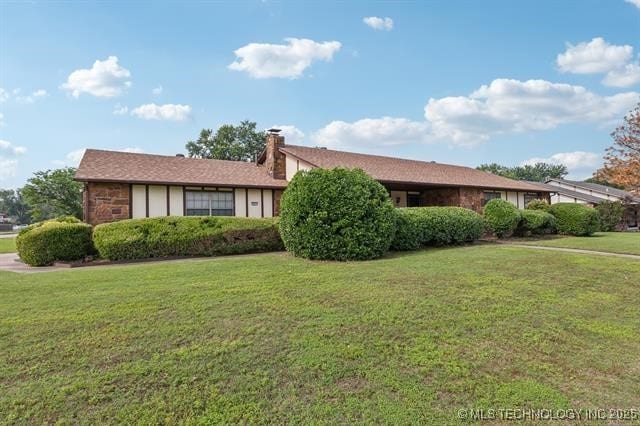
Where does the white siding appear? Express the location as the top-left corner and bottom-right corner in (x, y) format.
(390, 191), (407, 207)
(547, 181), (624, 202)
(132, 185), (146, 218)
(169, 186), (183, 216)
(517, 192), (526, 208)
(285, 155), (313, 181)
(262, 189), (273, 218)
(234, 188), (247, 217)
(505, 191), (518, 207)
(148, 185), (167, 217)
(247, 189), (262, 218)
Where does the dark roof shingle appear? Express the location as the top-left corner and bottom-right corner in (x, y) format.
(281, 145), (549, 192)
(75, 149), (287, 188)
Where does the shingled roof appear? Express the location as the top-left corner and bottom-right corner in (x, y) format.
(280, 145), (549, 192)
(75, 149), (288, 189)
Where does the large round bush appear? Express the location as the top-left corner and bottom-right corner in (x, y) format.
(548, 203), (600, 236)
(483, 198), (521, 237)
(516, 210), (556, 236)
(279, 168), (396, 261)
(391, 207), (484, 250)
(16, 217), (93, 266)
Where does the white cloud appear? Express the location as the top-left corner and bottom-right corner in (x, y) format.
(16, 89), (48, 104)
(56, 147), (144, 167)
(61, 56), (131, 98)
(229, 38), (341, 79)
(270, 125), (305, 145)
(112, 104), (129, 115)
(312, 117), (432, 149)
(602, 62), (640, 87)
(363, 16), (394, 31)
(0, 140), (27, 181)
(626, 0), (640, 8)
(0, 88), (8, 102)
(152, 85), (163, 95)
(130, 103), (192, 121)
(424, 78), (639, 144)
(557, 37), (632, 74)
(521, 151), (601, 179)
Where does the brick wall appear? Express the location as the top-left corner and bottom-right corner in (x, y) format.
(459, 188), (484, 212)
(266, 133), (286, 180)
(420, 187), (459, 207)
(85, 182), (130, 225)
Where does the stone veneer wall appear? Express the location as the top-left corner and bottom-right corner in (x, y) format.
(419, 187), (484, 213)
(459, 188), (484, 212)
(266, 133), (286, 180)
(85, 182), (130, 225)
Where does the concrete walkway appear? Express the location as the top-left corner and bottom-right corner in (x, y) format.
(0, 253), (65, 274)
(0, 233), (17, 239)
(499, 243), (640, 260)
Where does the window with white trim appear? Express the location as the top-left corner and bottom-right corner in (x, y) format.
(482, 191), (502, 206)
(185, 191), (233, 216)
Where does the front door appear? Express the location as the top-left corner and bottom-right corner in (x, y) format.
(626, 207), (638, 228)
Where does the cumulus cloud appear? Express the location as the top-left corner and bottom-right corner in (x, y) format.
(312, 117), (431, 149)
(55, 147), (144, 167)
(229, 38), (341, 79)
(626, 0), (640, 8)
(556, 37), (640, 87)
(424, 78), (639, 144)
(363, 16), (393, 31)
(0, 139), (27, 181)
(521, 151), (601, 178)
(61, 56), (132, 98)
(152, 85), (163, 95)
(270, 125), (305, 144)
(130, 103), (192, 121)
(557, 37), (632, 74)
(602, 62), (640, 87)
(16, 89), (48, 104)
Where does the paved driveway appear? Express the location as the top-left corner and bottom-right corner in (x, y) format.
(0, 253), (65, 274)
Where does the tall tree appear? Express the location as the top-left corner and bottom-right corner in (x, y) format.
(185, 120), (266, 162)
(477, 162), (568, 182)
(0, 188), (31, 224)
(22, 167), (83, 221)
(594, 101), (640, 193)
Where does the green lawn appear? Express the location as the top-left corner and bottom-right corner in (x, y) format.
(518, 232), (640, 256)
(1, 246), (639, 424)
(0, 237), (16, 253)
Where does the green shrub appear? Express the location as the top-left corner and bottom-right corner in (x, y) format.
(548, 203), (600, 236)
(525, 199), (551, 212)
(93, 216), (283, 261)
(483, 199), (521, 237)
(391, 207), (485, 251)
(516, 210), (556, 236)
(279, 168), (396, 261)
(595, 201), (625, 232)
(16, 218), (93, 266)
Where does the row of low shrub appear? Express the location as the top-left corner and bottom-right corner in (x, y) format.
(16, 216), (94, 266)
(391, 207), (485, 251)
(548, 203), (600, 236)
(93, 216), (284, 261)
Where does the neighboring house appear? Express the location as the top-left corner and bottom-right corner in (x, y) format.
(541, 178), (639, 230)
(75, 130), (551, 225)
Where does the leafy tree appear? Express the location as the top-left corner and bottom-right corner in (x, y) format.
(477, 162), (568, 182)
(595, 201), (625, 232)
(22, 168), (83, 221)
(594, 101), (640, 193)
(0, 188), (31, 224)
(185, 120), (266, 162)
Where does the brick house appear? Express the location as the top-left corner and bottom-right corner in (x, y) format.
(75, 130), (551, 225)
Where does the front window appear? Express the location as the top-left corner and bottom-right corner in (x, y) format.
(185, 191), (234, 216)
(482, 191), (502, 206)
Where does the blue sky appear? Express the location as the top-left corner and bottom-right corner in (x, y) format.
(1, 0), (639, 189)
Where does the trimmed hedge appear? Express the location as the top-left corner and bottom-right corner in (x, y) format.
(483, 199), (521, 237)
(391, 207), (485, 251)
(548, 203), (600, 236)
(16, 217), (93, 266)
(516, 210), (556, 236)
(93, 216), (283, 261)
(525, 199), (551, 212)
(279, 168), (396, 261)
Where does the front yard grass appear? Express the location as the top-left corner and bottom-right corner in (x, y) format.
(1, 246), (639, 423)
(0, 237), (16, 253)
(518, 231), (640, 255)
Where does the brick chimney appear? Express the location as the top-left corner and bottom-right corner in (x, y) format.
(266, 128), (286, 180)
